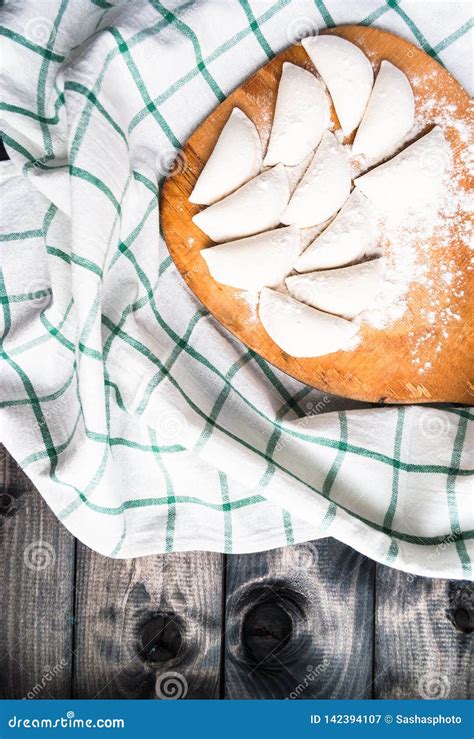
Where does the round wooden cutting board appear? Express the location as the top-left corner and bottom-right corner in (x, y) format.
(160, 26), (473, 404)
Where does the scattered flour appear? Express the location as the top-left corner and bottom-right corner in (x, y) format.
(354, 69), (472, 372)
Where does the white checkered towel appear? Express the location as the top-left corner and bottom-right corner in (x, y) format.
(0, 0), (472, 578)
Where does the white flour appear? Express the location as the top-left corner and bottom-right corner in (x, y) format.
(354, 71), (472, 372)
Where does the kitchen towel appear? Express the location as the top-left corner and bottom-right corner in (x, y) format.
(0, 0), (472, 578)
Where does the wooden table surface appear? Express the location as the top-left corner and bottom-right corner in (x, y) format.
(0, 444), (472, 700)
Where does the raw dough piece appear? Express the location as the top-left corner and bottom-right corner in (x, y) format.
(294, 188), (377, 271)
(189, 108), (262, 205)
(193, 164), (290, 242)
(354, 126), (450, 214)
(302, 35), (373, 137)
(201, 226), (301, 291)
(258, 287), (359, 357)
(281, 131), (350, 228)
(352, 60), (415, 165)
(285, 151), (313, 194)
(286, 258), (384, 319)
(264, 62), (330, 167)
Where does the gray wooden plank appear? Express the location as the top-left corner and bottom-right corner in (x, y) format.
(224, 538), (375, 699)
(72, 546), (224, 698)
(0, 445), (75, 699)
(375, 566), (473, 698)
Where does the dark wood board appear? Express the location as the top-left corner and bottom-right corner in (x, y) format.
(0, 445), (472, 700)
(224, 539), (375, 699)
(0, 448), (75, 699)
(72, 544), (224, 699)
(374, 565), (473, 699)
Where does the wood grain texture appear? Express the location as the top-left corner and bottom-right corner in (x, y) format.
(0, 448), (472, 699)
(224, 540), (375, 699)
(161, 25), (473, 404)
(72, 545), (224, 698)
(0, 445), (75, 699)
(374, 566), (473, 699)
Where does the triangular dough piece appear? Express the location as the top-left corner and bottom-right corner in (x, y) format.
(281, 131), (351, 228)
(259, 288), (359, 357)
(193, 164), (290, 242)
(286, 258), (384, 319)
(294, 188), (377, 272)
(352, 60), (414, 165)
(302, 35), (373, 137)
(264, 62), (330, 167)
(354, 127), (450, 215)
(189, 108), (262, 205)
(201, 226), (301, 291)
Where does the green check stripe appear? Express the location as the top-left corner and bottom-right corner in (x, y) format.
(109, 27), (180, 147)
(361, 3), (391, 26)
(386, 0), (439, 60)
(1, 0), (472, 570)
(0, 100), (63, 125)
(36, 0), (68, 155)
(128, 0), (291, 131)
(0, 229), (43, 242)
(101, 314), (474, 546)
(318, 411), (349, 531)
(0, 288), (52, 304)
(69, 165), (122, 213)
(133, 170), (158, 196)
(109, 228), (474, 479)
(65, 82), (128, 145)
(8, 299), (74, 358)
(383, 408), (405, 564)
(314, 0), (335, 28)
(383, 408), (405, 530)
(0, 26), (65, 62)
(47, 246), (103, 277)
(90, 0), (113, 8)
(447, 415), (472, 575)
(219, 471), (232, 553)
(0, 271), (59, 472)
(68, 17), (171, 163)
(149, 0), (225, 101)
(433, 18), (474, 53)
(149, 427), (176, 552)
(239, 0), (274, 59)
(0, 369), (74, 408)
(136, 310), (207, 416)
(194, 351), (253, 451)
